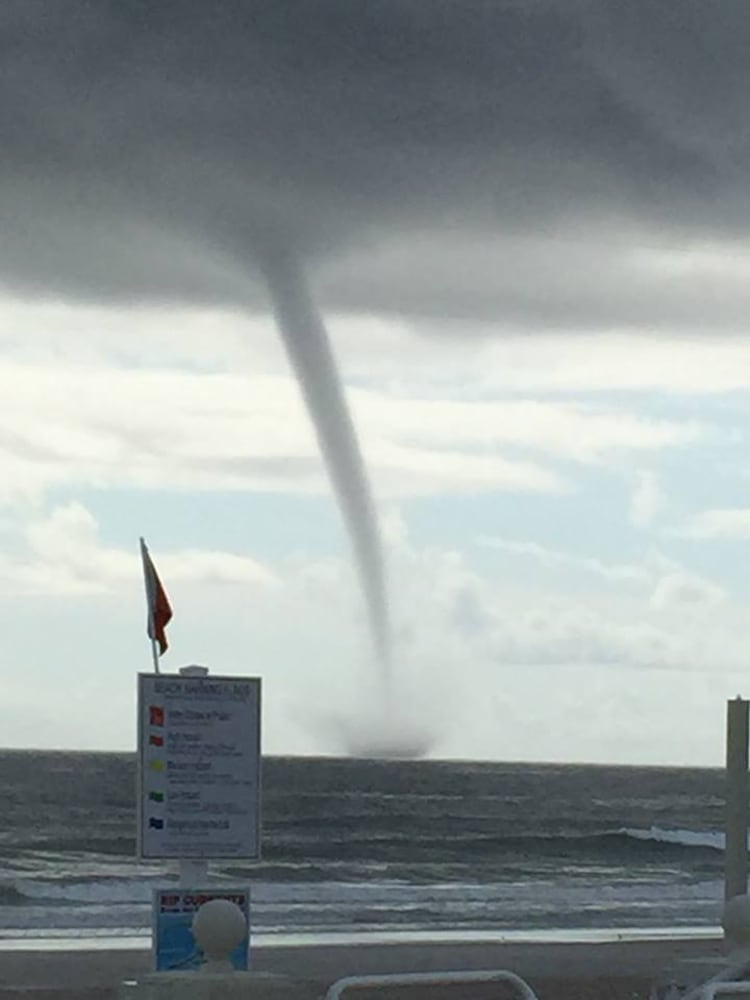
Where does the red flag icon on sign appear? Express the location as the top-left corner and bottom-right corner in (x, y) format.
(149, 706), (164, 727)
(149, 734), (164, 747)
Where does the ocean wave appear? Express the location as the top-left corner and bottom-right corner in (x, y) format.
(620, 827), (724, 851)
(0, 874), (723, 937)
(7, 877), (158, 905)
(0, 827), (725, 890)
(260, 827), (726, 862)
(0, 866), (722, 910)
(0, 883), (28, 906)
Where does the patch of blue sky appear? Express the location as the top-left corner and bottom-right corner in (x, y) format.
(42, 487), (347, 563)
(403, 465), (637, 563)
(655, 444), (748, 518)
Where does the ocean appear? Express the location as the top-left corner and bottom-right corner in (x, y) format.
(0, 751), (728, 940)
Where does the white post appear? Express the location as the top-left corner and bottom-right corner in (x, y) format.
(726, 697), (749, 902)
(149, 635), (159, 675)
(178, 664), (210, 888)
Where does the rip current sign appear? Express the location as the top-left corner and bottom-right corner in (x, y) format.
(137, 674), (261, 859)
(153, 887), (250, 971)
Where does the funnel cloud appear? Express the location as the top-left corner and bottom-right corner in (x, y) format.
(260, 250), (391, 670)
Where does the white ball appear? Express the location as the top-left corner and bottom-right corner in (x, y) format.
(192, 899), (246, 958)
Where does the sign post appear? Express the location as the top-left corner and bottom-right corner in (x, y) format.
(726, 696), (749, 903)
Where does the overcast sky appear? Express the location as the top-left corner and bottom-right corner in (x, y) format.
(3, 2), (750, 764)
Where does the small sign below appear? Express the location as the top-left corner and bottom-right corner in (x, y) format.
(152, 887), (250, 971)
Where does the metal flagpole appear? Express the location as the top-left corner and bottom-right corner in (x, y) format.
(149, 627), (160, 675)
(140, 537), (161, 675)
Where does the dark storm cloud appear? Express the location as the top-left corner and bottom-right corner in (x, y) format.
(3, 1), (750, 324)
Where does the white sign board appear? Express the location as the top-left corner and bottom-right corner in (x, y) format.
(137, 673), (261, 859)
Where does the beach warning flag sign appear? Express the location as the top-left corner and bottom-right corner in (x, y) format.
(140, 538), (173, 656)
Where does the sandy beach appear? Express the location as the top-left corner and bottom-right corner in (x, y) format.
(0, 934), (729, 1000)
